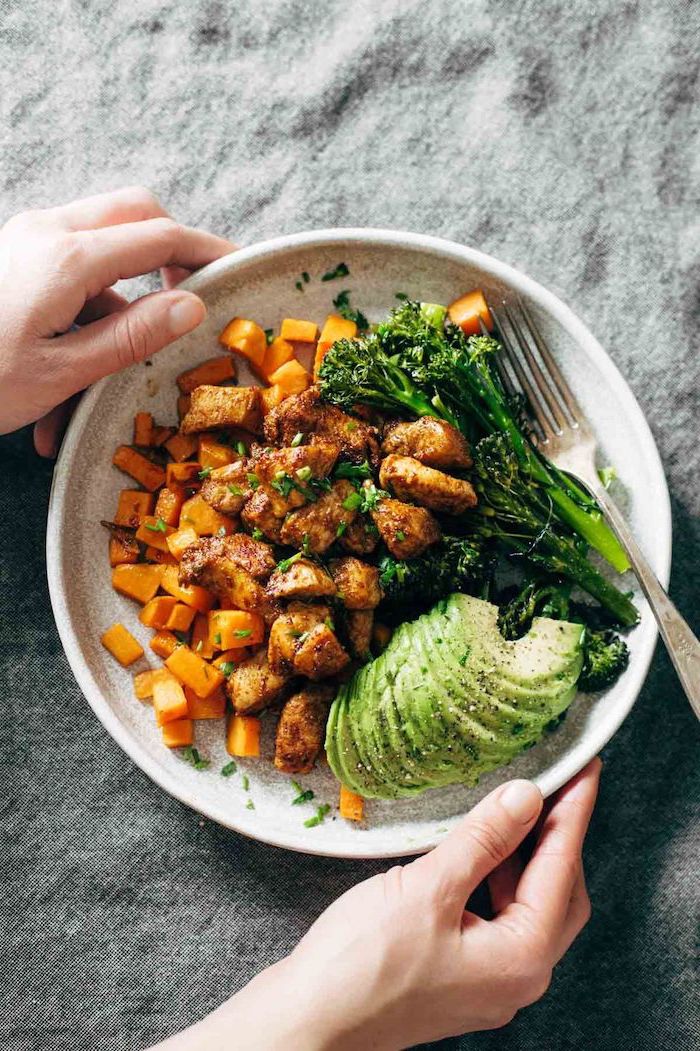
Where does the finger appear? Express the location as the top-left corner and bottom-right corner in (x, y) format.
(50, 186), (170, 231)
(508, 758), (601, 934)
(33, 393), (82, 458)
(488, 850), (524, 915)
(55, 290), (206, 391)
(553, 862), (591, 963)
(408, 779), (543, 913)
(161, 265), (194, 290)
(75, 287), (128, 325)
(75, 219), (236, 296)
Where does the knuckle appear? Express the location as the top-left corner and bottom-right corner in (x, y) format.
(488, 1009), (518, 1030)
(519, 966), (553, 1006)
(466, 818), (511, 866)
(152, 216), (180, 243)
(51, 231), (85, 269)
(127, 185), (161, 211)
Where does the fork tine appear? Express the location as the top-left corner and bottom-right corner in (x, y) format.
(492, 307), (554, 442)
(517, 297), (585, 424)
(502, 304), (569, 433)
(479, 317), (518, 399)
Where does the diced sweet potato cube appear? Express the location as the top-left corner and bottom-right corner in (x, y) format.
(153, 675), (189, 726)
(177, 355), (236, 394)
(108, 533), (140, 567)
(191, 612), (215, 659)
(101, 623), (144, 667)
(219, 317), (267, 369)
(115, 490), (155, 528)
(185, 685), (226, 720)
(208, 610), (265, 650)
(166, 462), (202, 489)
(226, 714), (261, 757)
(150, 630), (181, 658)
(161, 718), (193, 748)
(165, 646), (225, 698)
(280, 318), (318, 343)
(179, 494), (236, 537)
(159, 565), (215, 612)
(154, 487), (186, 527)
(260, 384), (285, 414)
(259, 337), (294, 382)
(136, 516), (176, 552)
(113, 446), (166, 492)
(212, 647), (251, 670)
(150, 425), (177, 447)
(268, 359), (312, 397)
(198, 436), (239, 470)
(339, 784), (365, 822)
(112, 564), (164, 604)
(144, 545), (178, 565)
(164, 433), (199, 463)
(164, 603), (197, 632)
(139, 596), (178, 629)
(447, 288), (494, 336)
(133, 412), (154, 446)
(314, 314), (358, 377)
(166, 525), (199, 561)
(133, 667), (173, 701)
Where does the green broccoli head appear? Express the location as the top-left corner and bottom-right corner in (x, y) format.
(497, 578), (572, 641)
(378, 536), (492, 616)
(579, 629), (630, 691)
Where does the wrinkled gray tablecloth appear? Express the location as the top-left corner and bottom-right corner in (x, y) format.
(1, 2), (698, 1049)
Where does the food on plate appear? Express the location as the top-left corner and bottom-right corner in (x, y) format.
(103, 288), (636, 824)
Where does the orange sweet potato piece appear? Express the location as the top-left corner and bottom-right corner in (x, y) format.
(314, 314), (358, 377)
(135, 516), (176, 552)
(177, 355), (236, 394)
(113, 446), (166, 492)
(144, 545), (178, 565)
(150, 425), (177, 447)
(112, 564), (164, 604)
(212, 647), (251, 669)
(133, 412), (154, 446)
(260, 384), (285, 414)
(153, 675), (189, 726)
(279, 318), (318, 343)
(259, 337), (294, 382)
(268, 359), (312, 397)
(208, 610), (265, 650)
(101, 623), (144, 667)
(226, 714), (261, 757)
(177, 395), (191, 422)
(166, 462), (202, 489)
(107, 528), (140, 567)
(165, 646), (225, 698)
(198, 436), (239, 470)
(161, 717), (193, 748)
(164, 433), (199, 463)
(219, 317), (267, 369)
(185, 685), (226, 720)
(166, 525), (199, 561)
(191, 612), (216, 659)
(339, 784), (365, 822)
(150, 630), (181, 659)
(115, 490), (155, 528)
(164, 602), (197, 632)
(179, 494), (236, 536)
(133, 667), (173, 700)
(160, 565), (215, 612)
(447, 288), (494, 336)
(139, 595), (178, 629)
(154, 487), (186, 527)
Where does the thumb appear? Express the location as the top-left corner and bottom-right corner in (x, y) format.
(56, 289), (206, 390)
(409, 779), (543, 913)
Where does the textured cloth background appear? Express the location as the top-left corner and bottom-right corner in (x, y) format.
(1, 1), (698, 1049)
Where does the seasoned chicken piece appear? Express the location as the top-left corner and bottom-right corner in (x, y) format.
(345, 609), (374, 660)
(294, 623), (350, 680)
(251, 440), (339, 491)
(264, 388), (380, 465)
(379, 454), (477, 514)
(339, 516), (379, 556)
(266, 558), (336, 601)
(227, 649), (291, 714)
(280, 479), (359, 555)
(274, 685), (335, 774)
(240, 488), (284, 543)
(381, 417), (472, 469)
(180, 386), (262, 435)
(179, 535), (278, 620)
(267, 603), (333, 675)
(329, 557), (382, 609)
(201, 460), (249, 515)
(371, 497), (441, 559)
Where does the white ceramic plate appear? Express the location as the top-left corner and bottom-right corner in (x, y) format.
(46, 229), (671, 859)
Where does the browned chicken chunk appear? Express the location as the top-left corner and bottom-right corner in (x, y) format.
(251, 440), (339, 493)
(274, 685), (335, 774)
(339, 517), (379, 556)
(179, 535), (278, 620)
(280, 479), (359, 555)
(381, 417), (472, 469)
(266, 558), (336, 601)
(180, 386), (262, 435)
(371, 497), (441, 559)
(344, 609), (374, 660)
(240, 488), (284, 543)
(264, 388), (380, 465)
(379, 454), (478, 515)
(268, 603), (333, 675)
(329, 556), (382, 609)
(226, 649), (290, 714)
(294, 623), (350, 680)
(200, 460), (249, 515)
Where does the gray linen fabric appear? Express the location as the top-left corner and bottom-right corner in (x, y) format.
(1, 1), (698, 1048)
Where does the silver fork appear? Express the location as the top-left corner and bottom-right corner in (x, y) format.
(489, 299), (700, 717)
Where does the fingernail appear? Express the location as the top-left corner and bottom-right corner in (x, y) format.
(169, 294), (205, 334)
(500, 780), (542, 823)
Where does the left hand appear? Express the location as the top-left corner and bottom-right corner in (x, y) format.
(0, 186), (236, 455)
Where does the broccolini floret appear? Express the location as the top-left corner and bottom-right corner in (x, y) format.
(579, 629), (630, 691)
(498, 578), (572, 641)
(378, 536), (492, 616)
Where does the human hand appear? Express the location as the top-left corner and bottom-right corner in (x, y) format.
(158, 759), (600, 1050)
(0, 186), (235, 455)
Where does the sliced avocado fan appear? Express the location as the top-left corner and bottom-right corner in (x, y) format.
(325, 593), (584, 800)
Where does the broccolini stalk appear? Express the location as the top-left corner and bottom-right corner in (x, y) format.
(470, 435), (639, 627)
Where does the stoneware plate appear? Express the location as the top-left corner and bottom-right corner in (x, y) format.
(46, 229), (671, 859)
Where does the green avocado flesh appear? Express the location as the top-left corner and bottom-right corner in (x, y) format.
(325, 594), (584, 800)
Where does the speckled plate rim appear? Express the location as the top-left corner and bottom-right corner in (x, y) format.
(46, 228), (672, 859)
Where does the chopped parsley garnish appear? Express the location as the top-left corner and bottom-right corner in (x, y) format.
(180, 746), (210, 771)
(395, 291), (409, 301)
(291, 432), (304, 447)
(395, 530), (406, 541)
(334, 460), (371, 481)
(336, 520), (347, 538)
(228, 483), (244, 496)
(302, 271), (310, 283)
(359, 482), (388, 513)
(251, 527), (264, 540)
(292, 789), (315, 806)
(236, 441), (247, 456)
(213, 632), (222, 645)
(342, 491), (362, 512)
(277, 551), (303, 573)
(264, 328), (274, 345)
(234, 628), (252, 638)
(241, 774), (250, 791)
(246, 799), (255, 810)
(198, 467), (212, 480)
(145, 517), (168, 533)
(458, 648), (471, 666)
(247, 472), (260, 490)
(345, 420), (358, 432)
(304, 803), (331, 828)
(221, 760), (237, 777)
(295, 280), (303, 292)
(322, 262), (349, 281)
(219, 661), (236, 677)
(332, 289), (369, 330)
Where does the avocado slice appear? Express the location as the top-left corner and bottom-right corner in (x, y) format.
(326, 594), (584, 799)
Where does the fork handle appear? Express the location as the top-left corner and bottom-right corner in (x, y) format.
(588, 481), (700, 718)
